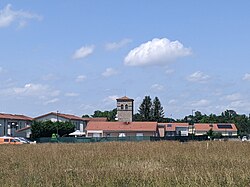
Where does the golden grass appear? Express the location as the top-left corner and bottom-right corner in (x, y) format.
(0, 141), (250, 187)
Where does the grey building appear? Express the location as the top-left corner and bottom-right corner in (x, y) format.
(0, 113), (33, 137)
(34, 112), (87, 132)
(116, 96), (134, 122)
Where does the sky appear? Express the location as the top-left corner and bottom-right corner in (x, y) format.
(0, 1), (250, 119)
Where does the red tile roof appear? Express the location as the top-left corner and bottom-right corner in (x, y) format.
(35, 112), (83, 121)
(0, 113), (33, 121)
(194, 123), (237, 131)
(160, 123), (189, 131)
(82, 117), (107, 122)
(116, 96), (134, 101)
(86, 121), (157, 132)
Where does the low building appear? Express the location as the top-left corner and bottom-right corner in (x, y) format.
(194, 123), (238, 136)
(158, 123), (189, 137)
(35, 112), (87, 132)
(0, 113), (33, 137)
(86, 121), (158, 137)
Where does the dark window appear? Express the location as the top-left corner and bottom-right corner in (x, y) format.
(121, 104), (124, 110)
(217, 124), (232, 129)
(167, 124), (172, 127)
(125, 104), (128, 110)
(4, 139), (9, 143)
(10, 139), (15, 142)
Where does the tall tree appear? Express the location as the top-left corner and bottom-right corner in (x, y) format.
(152, 96), (164, 122)
(138, 96), (152, 121)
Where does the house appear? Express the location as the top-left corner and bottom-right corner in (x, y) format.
(86, 121), (158, 137)
(35, 112), (87, 132)
(194, 123), (238, 136)
(0, 113), (33, 137)
(158, 123), (189, 137)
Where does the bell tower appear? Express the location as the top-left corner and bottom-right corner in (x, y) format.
(116, 96), (134, 122)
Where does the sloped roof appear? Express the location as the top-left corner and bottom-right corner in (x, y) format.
(116, 96), (134, 101)
(82, 117), (107, 122)
(194, 123), (237, 131)
(35, 112), (83, 121)
(86, 121), (157, 132)
(15, 126), (31, 133)
(159, 123), (189, 131)
(0, 113), (33, 121)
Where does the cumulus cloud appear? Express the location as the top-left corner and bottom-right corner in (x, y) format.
(191, 99), (210, 107)
(243, 73), (250, 81)
(102, 68), (118, 77)
(224, 93), (242, 101)
(124, 38), (191, 66)
(65, 92), (79, 97)
(105, 38), (132, 51)
(165, 68), (174, 75)
(72, 45), (94, 59)
(44, 98), (59, 105)
(151, 84), (164, 91)
(0, 4), (42, 28)
(75, 75), (86, 82)
(3, 83), (60, 98)
(187, 71), (210, 83)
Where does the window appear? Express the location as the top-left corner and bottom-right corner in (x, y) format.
(119, 133), (126, 137)
(121, 104), (124, 110)
(125, 104), (128, 110)
(4, 139), (9, 143)
(167, 124), (172, 127)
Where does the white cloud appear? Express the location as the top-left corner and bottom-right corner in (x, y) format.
(3, 83), (60, 98)
(65, 92), (79, 97)
(102, 68), (118, 77)
(150, 84), (164, 91)
(44, 98), (59, 105)
(165, 69), (174, 75)
(0, 4), (42, 28)
(243, 73), (250, 81)
(168, 99), (177, 104)
(105, 38), (132, 50)
(124, 38), (191, 66)
(72, 45), (94, 59)
(187, 71), (210, 83)
(103, 95), (120, 106)
(224, 93), (242, 101)
(75, 75), (86, 82)
(191, 99), (210, 107)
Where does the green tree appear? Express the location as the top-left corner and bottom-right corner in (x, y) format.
(152, 96), (164, 122)
(31, 121), (75, 139)
(91, 108), (117, 121)
(138, 96), (152, 121)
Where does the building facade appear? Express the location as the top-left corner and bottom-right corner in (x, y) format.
(0, 113), (33, 137)
(35, 112), (87, 132)
(116, 96), (134, 122)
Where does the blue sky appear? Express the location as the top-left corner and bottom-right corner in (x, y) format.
(0, 1), (250, 119)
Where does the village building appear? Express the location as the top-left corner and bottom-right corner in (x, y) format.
(85, 96), (159, 137)
(158, 123), (189, 137)
(35, 112), (88, 132)
(193, 123), (238, 136)
(0, 113), (33, 137)
(86, 121), (157, 137)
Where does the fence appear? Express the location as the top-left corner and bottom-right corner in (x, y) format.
(36, 136), (152, 143)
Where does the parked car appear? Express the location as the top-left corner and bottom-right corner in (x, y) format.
(14, 137), (36, 144)
(0, 136), (23, 145)
(242, 136), (248, 142)
(14, 137), (29, 144)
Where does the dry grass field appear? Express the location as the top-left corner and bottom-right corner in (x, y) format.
(0, 141), (250, 187)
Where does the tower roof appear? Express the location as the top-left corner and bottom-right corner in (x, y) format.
(116, 96), (134, 101)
